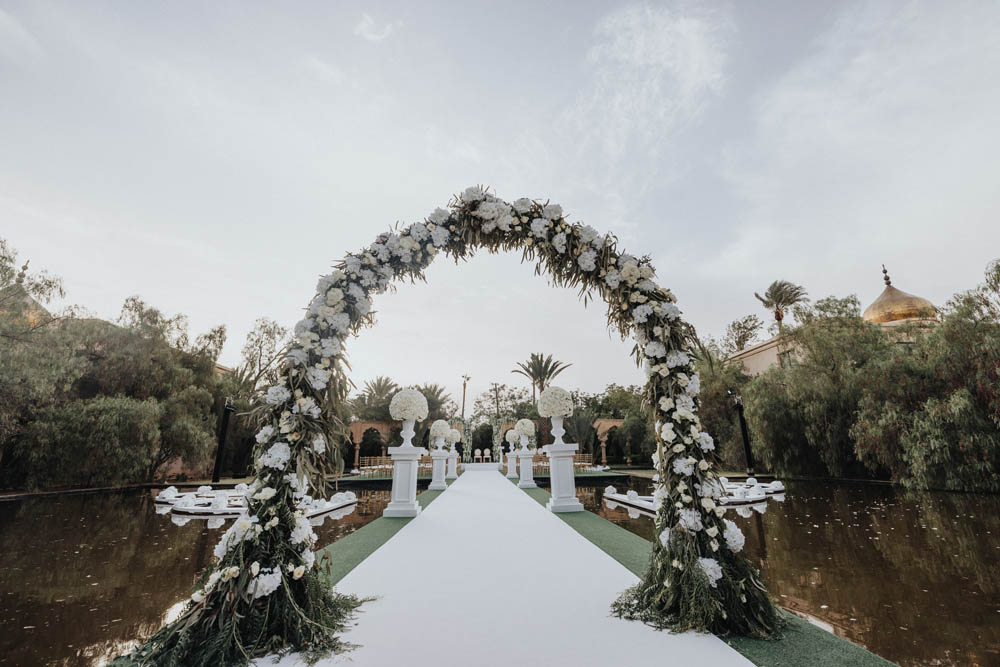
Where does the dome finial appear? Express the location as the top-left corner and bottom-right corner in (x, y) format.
(881, 264), (891, 287)
(15, 260), (29, 285)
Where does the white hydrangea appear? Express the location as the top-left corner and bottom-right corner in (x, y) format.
(463, 185), (485, 202)
(542, 203), (563, 219)
(697, 557), (723, 588)
(685, 373), (702, 396)
(476, 201), (500, 220)
(260, 442), (292, 469)
(672, 457), (695, 476)
(430, 225), (450, 247)
(512, 197), (534, 214)
(328, 312), (351, 335)
(213, 515), (258, 560)
(636, 278), (658, 292)
(658, 527), (670, 550)
(697, 432), (715, 452)
(408, 222), (430, 242)
(505, 429), (519, 444)
(286, 348), (308, 367)
(293, 396), (321, 418)
(665, 350), (690, 368)
(604, 269), (621, 289)
(530, 218), (549, 238)
(306, 366), (330, 390)
(254, 486), (277, 501)
(661, 302), (681, 320)
(552, 232), (567, 254)
(312, 436), (326, 455)
(578, 224), (600, 244)
(389, 388), (429, 421)
(290, 513), (316, 545)
(496, 211), (514, 232)
(430, 419), (451, 439)
(301, 548), (315, 570)
(633, 304), (654, 324)
(320, 337), (341, 358)
(644, 341), (666, 358)
(428, 207), (450, 224)
(265, 385), (291, 405)
(619, 261), (641, 284)
(577, 249), (598, 272)
(514, 418), (535, 437)
(255, 425), (275, 444)
(723, 519), (745, 553)
(678, 508), (703, 532)
(248, 568), (282, 599)
(538, 386), (574, 418)
(446, 428), (461, 444)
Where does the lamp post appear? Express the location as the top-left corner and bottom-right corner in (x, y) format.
(211, 398), (236, 484)
(461, 374), (470, 420)
(730, 391), (755, 475)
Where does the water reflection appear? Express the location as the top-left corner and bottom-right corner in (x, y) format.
(0, 488), (394, 666)
(568, 479), (1000, 667)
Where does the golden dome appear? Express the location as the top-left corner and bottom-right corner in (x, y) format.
(862, 266), (937, 324)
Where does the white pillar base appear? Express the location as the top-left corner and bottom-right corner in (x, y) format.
(384, 445), (427, 517)
(506, 452), (518, 478)
(446, 452), (458, 479)
(429, 450), (449, 490)
(517, 450), (537, 489)
(543, 442), (584, 512)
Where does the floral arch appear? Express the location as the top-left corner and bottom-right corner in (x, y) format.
(125, 187), (779, 665)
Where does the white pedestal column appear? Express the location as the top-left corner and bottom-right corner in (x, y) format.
(506, 451), (518, 478)
(429, 443), (449, 490)
(543, 442), (585, 513)
(517, 448), (537, 489)
(383, 423), (426, 517)
(446, 450), (458, 479)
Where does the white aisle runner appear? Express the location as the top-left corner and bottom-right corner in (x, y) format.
(268, 470), (752, 666)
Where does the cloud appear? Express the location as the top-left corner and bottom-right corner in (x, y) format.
(301, 55), (346, 85)
(0, 7), (43, 64)
(713, 1), (1000, 299)
(354, 13), (395, 43)
(568, 3), (731, 163)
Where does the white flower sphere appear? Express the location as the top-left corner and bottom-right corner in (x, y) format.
(505, 429), (519, 444)
(446, 428), (461, 444)
(389, 388), (428, 421)
(515, 419), (535, 437)
(538, 386), (574, 418)
(430, 419), (451, 439)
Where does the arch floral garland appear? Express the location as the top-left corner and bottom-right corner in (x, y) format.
(121, 187), (778, 665)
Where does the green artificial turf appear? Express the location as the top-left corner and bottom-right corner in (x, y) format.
(318, 482), (451, 586)
(519, 485), (896, 667)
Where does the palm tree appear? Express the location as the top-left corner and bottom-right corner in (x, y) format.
(352, 376), (398, 420)
(416, 383), (456, 420)
(754, 281), (808, 332)
(511, 353), (572, 403)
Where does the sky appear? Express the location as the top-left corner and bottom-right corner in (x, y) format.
(2, 0), (999, 412)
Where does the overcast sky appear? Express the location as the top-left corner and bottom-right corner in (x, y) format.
(3, 1), (998, 411)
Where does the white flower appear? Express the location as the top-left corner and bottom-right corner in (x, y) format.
(552, 232), (567, 254)
(661, 302), (681, 320)
(430, 419), (451, 439)
(260, 442), (292, 470)
(577, 249), (598, 272)
(428, 207), (450, 224)
(697, 557), (723, 588)
(286, 348), (308, 367)
(697, 432), (715, 452)
(514, 419), (535, 437)
(255, 425), (275, 444)
(253, 487), (277, 501)
(677, 508), (703, 532)
(542, 203), (563, 219)
(213, 515), (259, 559)
(644, 341), (666, 358)
(672, 457), (694, 476)
(462, 185), (485, 202)
(505, 429), (519, 444)
(328, 312), (351, 335)
(248, 568), (282, 599)
(389, 388), (429, 421)
(320, 337), (341, 358)
(723, 519), (746, 553)
(578, 225), (600, 245)
(325, 287), (344, 306)
(290, 514), (316, 545)
(408, 222), (430, 242)
(476, 201), (500, 220)
(538, 386), (574, 418)
(312, 436), (326, 454)
(659, 396), (674, 412)
(604, 269), (621, 289)
(619, 261), (640, 285)
(446, 428), (461, 444)
(306, 366), (330, 390)
(660, 423), (677, 442)
(658, 528), (671, 550)
(632, 304), (654, 324)
(293, 396), (321, 418)
(685, 373), (702, 396)
(637, 278), (658, 292)
(316, 271), (344, 294)
(665, 350), (690, 369)
(265, 385), (291, 405)
(512, 197), (534, 213)
(430, 225), (450, 247)
(250, 561), (260, 576)
(301, 548), (315, 570)
(293, 565), (306, 580)
(530, 218), (549, 238)
(191, 589), (205, 603)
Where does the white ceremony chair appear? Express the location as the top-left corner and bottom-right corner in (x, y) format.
(474, 448), (482, 462)
(484, 449), (492, 462)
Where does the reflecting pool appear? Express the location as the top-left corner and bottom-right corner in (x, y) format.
(1, 479), (998, 666)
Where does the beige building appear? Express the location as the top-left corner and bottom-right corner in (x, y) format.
(729, 266), (938, 376)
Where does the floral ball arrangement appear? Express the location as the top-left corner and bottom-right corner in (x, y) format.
(429, 419), (451, 440)
(121, 185), (777, 667)
(505, 429), (519, 445)
(514, 418), (535, 438)
(538, 386), (574, 418)
(389, 388), (428, 422)
(446, 428), (461, 445)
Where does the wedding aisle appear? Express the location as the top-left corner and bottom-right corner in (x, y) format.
(264, 469), (752, 666)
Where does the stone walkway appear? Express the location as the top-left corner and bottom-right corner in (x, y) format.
(265, 469), (752, 666)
